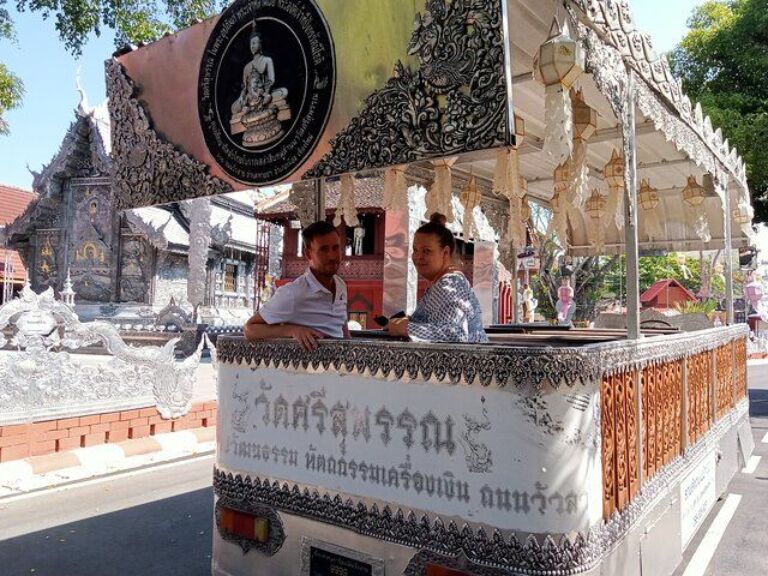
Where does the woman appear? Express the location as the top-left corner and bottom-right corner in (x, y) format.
(388, 214), (488, 343)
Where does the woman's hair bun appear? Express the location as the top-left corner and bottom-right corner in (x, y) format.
(429, 212), (447, 226)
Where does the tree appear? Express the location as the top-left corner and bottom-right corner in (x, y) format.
(670, 0), (768, 222)
(0, 0), (227, 133)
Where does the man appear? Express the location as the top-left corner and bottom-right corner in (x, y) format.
(245, 221), (349, 351)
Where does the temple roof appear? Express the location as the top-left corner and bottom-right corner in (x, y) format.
(0, 184), (36, 281)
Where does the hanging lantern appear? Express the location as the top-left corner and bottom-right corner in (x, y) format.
(585, 188), (607, 251)
(570, 89), (596, 207)
(733, 198), (754, 239)
(682, 175), (706, 207)
(639, 179), (660, 210)
(548, 164), (571, 249)
(460, 176), (481, 240)
(603, 149), (625, 231)
(537, 18), (584, 165)
(682, 175), (710, 242)
(639, 179), (664, 241)
(426, 159), (455, 221)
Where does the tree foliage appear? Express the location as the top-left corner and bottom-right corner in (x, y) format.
(670, 0), (768, 222)
(0, 0), (227, 133)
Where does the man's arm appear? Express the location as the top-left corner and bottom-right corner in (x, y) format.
(245, 312), (324, 351)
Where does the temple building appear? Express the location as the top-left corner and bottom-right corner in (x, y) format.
(5, 98), (273, 324)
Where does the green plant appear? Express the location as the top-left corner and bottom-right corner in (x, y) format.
(674, 299), (718, 314)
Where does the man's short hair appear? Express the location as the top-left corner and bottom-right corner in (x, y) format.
(302, 220), (338, 248)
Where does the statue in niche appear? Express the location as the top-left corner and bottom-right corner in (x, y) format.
(353, 227), (365, 256)
(230, 23), (292, 147)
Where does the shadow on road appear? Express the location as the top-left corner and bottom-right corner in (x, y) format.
(750, 389), (768, 419)
(0, 488), (213, 576)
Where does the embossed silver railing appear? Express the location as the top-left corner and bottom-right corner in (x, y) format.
(0, 285), (208, 425)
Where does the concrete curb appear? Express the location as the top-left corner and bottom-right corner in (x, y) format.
(0, 427), (215, 497)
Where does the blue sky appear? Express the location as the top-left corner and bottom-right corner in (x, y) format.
(0, 0), (704, 190)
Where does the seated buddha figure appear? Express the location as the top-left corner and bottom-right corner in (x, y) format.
(230, 26), (292, 147)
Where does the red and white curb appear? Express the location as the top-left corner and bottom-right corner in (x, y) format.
(0, 427), (215, 497)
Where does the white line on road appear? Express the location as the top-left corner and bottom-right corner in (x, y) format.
(762, 431), (768, 444)
(0, 453), (214, 505)
(742, 456), (761, 474)
(682, 493), (742, 576)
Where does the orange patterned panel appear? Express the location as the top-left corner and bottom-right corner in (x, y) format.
(601, 374), (616, 520)
(642, 361), (683, 484)
(715, 344), (734, 420)
(734, 338), (748, 401)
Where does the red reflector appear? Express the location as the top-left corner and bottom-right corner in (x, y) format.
(426, 565), (472, 576)
(219, 507), (269, 543)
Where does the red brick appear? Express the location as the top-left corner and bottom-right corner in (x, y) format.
(57, 417), (80, 430)
(0, 434), (28, 448)
(79, 415), (101, 426)
(81, 432), (106, 447)
(203, 401), (218, 411)
(191, 402), (206, 413)
(0, 444), (29, 462)
(30, 440), (56, 457)
(119, 410), (140, 421)
(89, 423), (110, 434)
(100, 412), (121, 423)
(41, 430), (69, 441)
(129, 417), (149, 427)
(31, 421), (58, 434)
(1, 423), (31, 436)
(109, 420), (131, 431)
(129, 425), (151, 439)
(147, 415), (165, 425)
(106, 429), (129, 443)
(68, 426), (90, 437)
(139, 407), (159, 418)
(56, 436), (82, 452)
(202, 416), (218, 428)
(150, 422), (173, 435)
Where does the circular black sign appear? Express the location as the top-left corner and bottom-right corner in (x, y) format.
(199, 0), (335, 185)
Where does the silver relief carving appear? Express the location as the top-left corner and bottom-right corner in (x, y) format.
(0, 285), (206, 424)
(186, 198), (212, 309)
(106, 59), (233, 210)
(216, 324), (746, 390)
(305, 0), (506, 178)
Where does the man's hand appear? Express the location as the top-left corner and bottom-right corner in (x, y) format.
(387, 317), (410, 337)
(289, 325), (325, 351)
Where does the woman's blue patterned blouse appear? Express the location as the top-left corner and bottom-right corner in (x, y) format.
(407, 272), (489, 343)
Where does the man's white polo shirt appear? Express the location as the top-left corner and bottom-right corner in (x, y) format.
(259, 268), (348, 338)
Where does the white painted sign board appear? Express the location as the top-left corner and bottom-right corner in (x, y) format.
(680, 451), (717, 549)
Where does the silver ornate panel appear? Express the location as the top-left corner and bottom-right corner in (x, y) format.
(0, 285), (207, 424)
(216, 325), (746, 390)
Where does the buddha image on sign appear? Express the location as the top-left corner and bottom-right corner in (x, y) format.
(230, 23), (292, 148)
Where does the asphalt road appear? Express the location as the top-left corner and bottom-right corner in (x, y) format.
(0, 365), (766, 576)
(0, 456), (215, 576)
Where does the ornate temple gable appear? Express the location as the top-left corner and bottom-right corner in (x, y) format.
(106, 59), (233, 210)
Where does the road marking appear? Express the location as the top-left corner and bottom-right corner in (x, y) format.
(742, 455), (761, 474)
(682, 493), (742, 576)
(0, 453), (214, 505)
(762, 431), (768, 444)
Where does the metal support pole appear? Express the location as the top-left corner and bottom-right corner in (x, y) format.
(721, 179), (735, 324)
(621, 73), (642, 340)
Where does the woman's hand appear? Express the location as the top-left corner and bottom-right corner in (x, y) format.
(387, 317), (410, 337)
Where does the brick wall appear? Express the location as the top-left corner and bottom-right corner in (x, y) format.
(0, 401), (218, 463)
